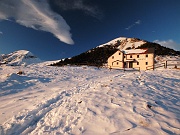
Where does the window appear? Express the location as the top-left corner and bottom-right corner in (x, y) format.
(137, 55), (139, 58)
(146, 62), (148, 65)
(117, 62), (119, 65)
(137, 62), (139, 65)
(119, 53), (121, 55)
(124, 55), (126, 58)
(112, 56), (114, 59)
(146, 54), (148, 57)
(130, 55), (132, 58)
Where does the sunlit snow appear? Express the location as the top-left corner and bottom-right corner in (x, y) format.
(0, 60), (180, 135)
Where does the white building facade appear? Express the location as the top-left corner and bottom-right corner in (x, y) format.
(108, 48), (154, 70)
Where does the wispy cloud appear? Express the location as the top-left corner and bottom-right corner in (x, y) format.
(154, 39), (180, 51)
(53, 0), (103, 19)
(0, 0), (74, 44)
(0, 31), (3, 35)
(125, 20), (141, 30)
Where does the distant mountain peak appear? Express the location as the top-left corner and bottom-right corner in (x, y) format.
(0, 50), (41, 66)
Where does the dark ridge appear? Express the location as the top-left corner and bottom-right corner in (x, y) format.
(136, 42), (180, 56)
(50, 38), (180, 67)
(50, 44), (119, 67)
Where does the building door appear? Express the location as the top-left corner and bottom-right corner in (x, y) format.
(129, 62), (133, 68)
(124, 62), (127, 68)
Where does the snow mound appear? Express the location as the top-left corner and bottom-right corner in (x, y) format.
(98, 37), (146, 50)
(7, 73), (22, 80)
(0, 50), (41, 66)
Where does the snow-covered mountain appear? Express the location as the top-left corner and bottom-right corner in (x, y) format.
(51, 37), (180, 66)
(0, 50), (41, 66)
(0, 39), (180, 134)
(98, 37), (146, 50)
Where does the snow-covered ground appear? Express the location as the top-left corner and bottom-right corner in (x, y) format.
(0, 62), (180, 135)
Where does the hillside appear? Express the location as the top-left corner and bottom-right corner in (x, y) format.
(136, 42), (180, 56)
(51, 37), (180, 67)
(0, 50), (41, 66)
(51, 44), (119, 67)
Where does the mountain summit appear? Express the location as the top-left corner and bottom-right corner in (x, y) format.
(51, 37), (180, 67)
(0, 50), (41, 66)
(98, 37), (146, 50)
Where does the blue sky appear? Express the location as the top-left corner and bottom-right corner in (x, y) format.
(0, 0), (180, 60)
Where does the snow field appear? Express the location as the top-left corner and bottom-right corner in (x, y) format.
(0, 63), (180, 135)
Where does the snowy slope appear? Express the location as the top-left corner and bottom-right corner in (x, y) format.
(98, 37), (127, 47)
(98, 37), (146, 50)
(51, 36), (180, 67)
(0, 63), (180, 135)
(0, 50), (41, 66)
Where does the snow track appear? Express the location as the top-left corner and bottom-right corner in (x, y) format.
(0, 64), (180, 135)
(3, 90), (64, 135)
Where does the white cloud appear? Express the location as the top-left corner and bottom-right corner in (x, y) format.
(135, 20), (141, 25)
(126, 20), (141, 30)
(0, 0), (74, 44)
(0, 31), (3, 35)
(53, 0), (103, 19)
(153, 39), (180, 51)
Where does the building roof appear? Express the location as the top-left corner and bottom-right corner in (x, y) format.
(122, 48), (154, 54)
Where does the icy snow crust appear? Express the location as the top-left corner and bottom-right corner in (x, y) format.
(0, 63), (180, 135)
